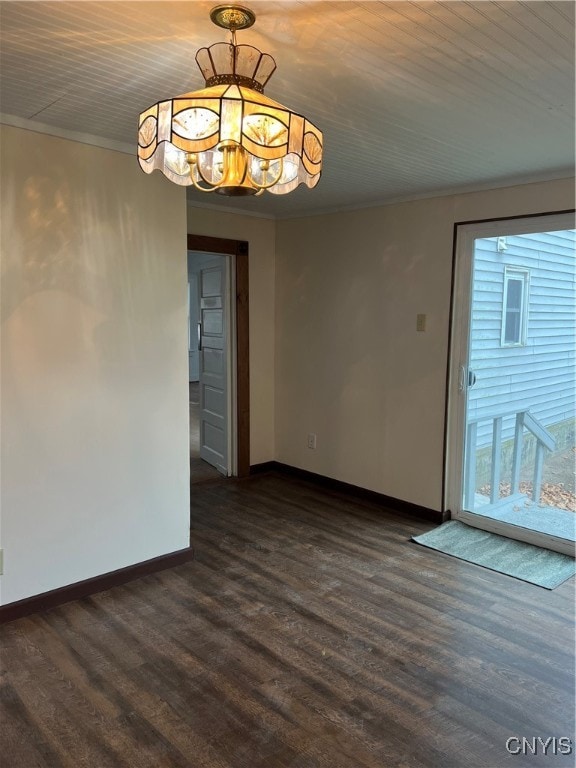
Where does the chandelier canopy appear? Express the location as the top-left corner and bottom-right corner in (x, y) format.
(138, 5), (323, 196)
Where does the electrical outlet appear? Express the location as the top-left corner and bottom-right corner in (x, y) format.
(307, 433), (317, 450)
(416, 313), (427, 332)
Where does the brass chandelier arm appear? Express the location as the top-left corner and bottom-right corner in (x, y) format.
(189, 175), (219, 193)
(247, 157), (285, 190)
(186, 153), (218, 192)
(186, 147), (285, 194)
(194, 155), (223, 187)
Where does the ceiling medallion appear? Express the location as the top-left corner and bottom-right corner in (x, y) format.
(209, 5), (255, 31)
(137, 5), (323, 197)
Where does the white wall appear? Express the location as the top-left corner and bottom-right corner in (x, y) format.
(0, 126), (191, 604)
(275, 178), (575, 511)
(187, 206), (275, 465)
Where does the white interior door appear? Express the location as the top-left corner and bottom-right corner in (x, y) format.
(188, 274), (199, 382)
(446, 212), (575, 555)
(199, 259), (229, 475)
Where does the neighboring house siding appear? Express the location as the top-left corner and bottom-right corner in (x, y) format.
(468, 229), (576, 447)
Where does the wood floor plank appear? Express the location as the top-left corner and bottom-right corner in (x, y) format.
(1, 472), (574, 767)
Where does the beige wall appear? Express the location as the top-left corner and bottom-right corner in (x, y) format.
(1, 126), (190, 604)
(275, 178), (575, 511)
(1, 123), (571, 605)
(187, 206), (275, 464)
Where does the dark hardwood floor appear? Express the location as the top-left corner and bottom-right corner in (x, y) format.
(1, 473), (574, 767)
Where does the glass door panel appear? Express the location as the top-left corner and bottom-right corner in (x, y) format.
(449, 214), (575, 554)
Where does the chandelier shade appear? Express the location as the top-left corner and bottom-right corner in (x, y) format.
(137, 10), (323, 197)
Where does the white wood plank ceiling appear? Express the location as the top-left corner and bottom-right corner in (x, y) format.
(1, 1), (574, 218)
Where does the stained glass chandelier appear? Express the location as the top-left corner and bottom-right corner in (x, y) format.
(137, 4), (323, 196)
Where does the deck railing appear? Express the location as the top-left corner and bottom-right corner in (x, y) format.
(464, 409), (556, 510)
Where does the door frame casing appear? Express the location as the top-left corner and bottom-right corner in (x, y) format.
(445, 210), (575, 554)
(187, 234), (250, 478)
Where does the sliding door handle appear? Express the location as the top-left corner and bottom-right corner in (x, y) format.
(197, 322), (202, 351)
(459, 365), (477, 392)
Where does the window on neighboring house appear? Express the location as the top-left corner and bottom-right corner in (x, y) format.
(501, 267), (529, 346)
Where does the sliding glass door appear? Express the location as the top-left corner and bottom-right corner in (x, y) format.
(447, 212), (575, 555)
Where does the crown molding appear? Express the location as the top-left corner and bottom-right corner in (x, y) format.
(2, 113), (572, 223)
(0, 113), (134, 156)
(0, 113), (278, 219)
(273, 170), (576, 220)
(186, 199), (276, 221)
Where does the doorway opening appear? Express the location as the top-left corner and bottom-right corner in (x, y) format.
(188, 251), (230, 482)
(446, 211), (575, 555)
(187, 234), (250, 484)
